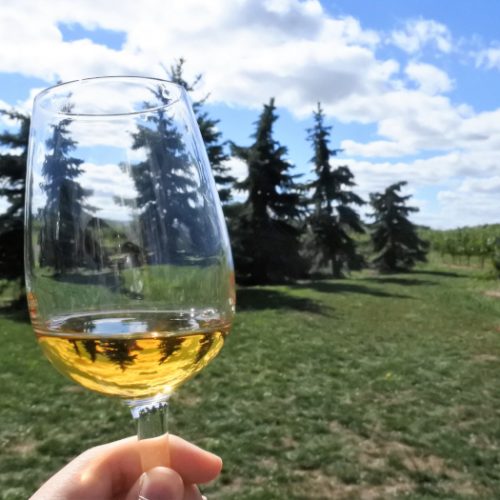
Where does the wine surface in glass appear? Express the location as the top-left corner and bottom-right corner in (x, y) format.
(34, 311), (229, 399)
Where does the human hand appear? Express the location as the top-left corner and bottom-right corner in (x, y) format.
(31, 434), (222, 500)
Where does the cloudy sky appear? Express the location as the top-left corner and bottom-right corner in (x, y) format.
(1, 0), (499, 228)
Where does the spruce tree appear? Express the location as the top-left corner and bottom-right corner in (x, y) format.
(131, 86), (210, 263)
(0, 110), (30, 304)
(39, 117), (90, 273)
(304, 103), (364, 277)
(230, 98), (303, 284)
(168, 58), (235, 202)
(369, 181), (428, 272)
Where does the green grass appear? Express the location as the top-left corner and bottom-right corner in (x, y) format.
(2, 263), (500, 498)
(31, 262), (232, 317)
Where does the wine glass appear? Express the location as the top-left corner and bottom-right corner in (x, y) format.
(24, 76), (235, 448)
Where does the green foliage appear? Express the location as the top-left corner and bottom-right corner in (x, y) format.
(130, 87), (204, 264)
(167, 58), (235, 203)
(424, 224), (500, 275)
(229, 98), (305, 284)
(369, 181), (429, 272)
(39, 118), (92, 273)
(0, 110), (30, 306)
(303, 103), (365, 277)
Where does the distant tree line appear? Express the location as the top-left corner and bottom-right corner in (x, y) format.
(0, 60), (428, 305)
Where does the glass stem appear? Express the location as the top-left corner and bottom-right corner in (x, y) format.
(128, 396), (170, 439)
(127, 396), (171, 471)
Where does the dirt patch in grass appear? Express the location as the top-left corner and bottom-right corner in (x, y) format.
(322, 420), (484, 498)
(294, 470), (413, 500)
(281, 435), (299, 449)
(473, 353), (499, 362)
(176, 392), (202, 407)
(61, 385), (84, 393)
(215, 477), (244, 497)
(9, 440), (38, 455)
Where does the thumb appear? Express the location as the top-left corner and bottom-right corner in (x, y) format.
(126, 466), (184, 500)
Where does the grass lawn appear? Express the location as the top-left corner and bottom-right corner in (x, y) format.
(2, 263), (500, 499)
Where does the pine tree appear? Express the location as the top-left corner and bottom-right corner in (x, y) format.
(101, 339), (139, 371)
(39, 117), (90, 273)
(131, 86), (210, 263)
(168, 58), (235, 202)
(369, 181), (428, 272)
(0, 110), (30, 304)
(230, 98), (304, 284)
(304, 103), (364, 278)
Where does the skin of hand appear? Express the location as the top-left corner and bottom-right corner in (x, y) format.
(30, 434), (222, 500)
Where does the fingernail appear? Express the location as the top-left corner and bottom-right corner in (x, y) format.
(138, 467), (183, 500)
(137, 472), (147, 500)
(138, 471), (153, 500)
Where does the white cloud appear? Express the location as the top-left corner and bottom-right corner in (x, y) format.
(390, 18), (452, 54)
(338, 90), (469, 157)
(475, 47), (500, 70)
(435, 186), (500, 228)
(0, 0), (389, 118)
(405, 61), (453, 94)
(80, 162), (138, 221)
(457, 176), (500, 194)
(340, 139), (415, 158)
(223, 156), (247, 183)
(340, 95), (500, 161)
(0, 100), (20, 127)
(342, 147), (500, 229)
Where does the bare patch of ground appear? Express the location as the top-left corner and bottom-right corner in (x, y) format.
(9, 440), (38, 455)
(291, 420), (486, 499)
(473, 353), (499, 362)
(61, 385), (84, 393)
(293, 469), (413, 500)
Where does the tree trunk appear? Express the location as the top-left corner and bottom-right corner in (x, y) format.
(332, 256), (342, 278)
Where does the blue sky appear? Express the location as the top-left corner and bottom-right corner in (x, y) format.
(1, 0), (500, 228)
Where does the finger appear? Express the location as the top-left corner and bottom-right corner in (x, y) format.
(167, 435), (222, 484)
(125, 467), (184, 500)
(110, 434), (222, 485)
(85, 434), (221, 491)
(32, 434), (222, 499)
(182, 484), (203, 500)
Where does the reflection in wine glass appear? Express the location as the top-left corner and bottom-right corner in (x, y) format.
(25, 77), (235, 442)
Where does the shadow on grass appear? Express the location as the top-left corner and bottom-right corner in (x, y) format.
(291, 281), (413, 299)
(237, 287), (332, 316)
(360, 276), (437, 287)
(0, 304), (30, 323)
(411, 269), (465, 278)
(54, 271), (122, 290)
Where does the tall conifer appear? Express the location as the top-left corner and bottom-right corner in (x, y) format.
(304, 103), (364, 277)
(369, 181), (428, 272)
(230, 98), (303, 283)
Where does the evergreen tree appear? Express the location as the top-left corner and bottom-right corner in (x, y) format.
(101, 339), (139, 371)
(230, 98), (304, 284)
(304, 103), (365, 277)
(39, 117), (90, 273)
(159, 337), (184, 364)
(168, 58), (235, 202)
(369, 181), (428, 272)
(131, 87), (211, 263)
(0, 110), (30, 304)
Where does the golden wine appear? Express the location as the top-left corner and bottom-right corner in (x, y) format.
(35, 311), (230, 399)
